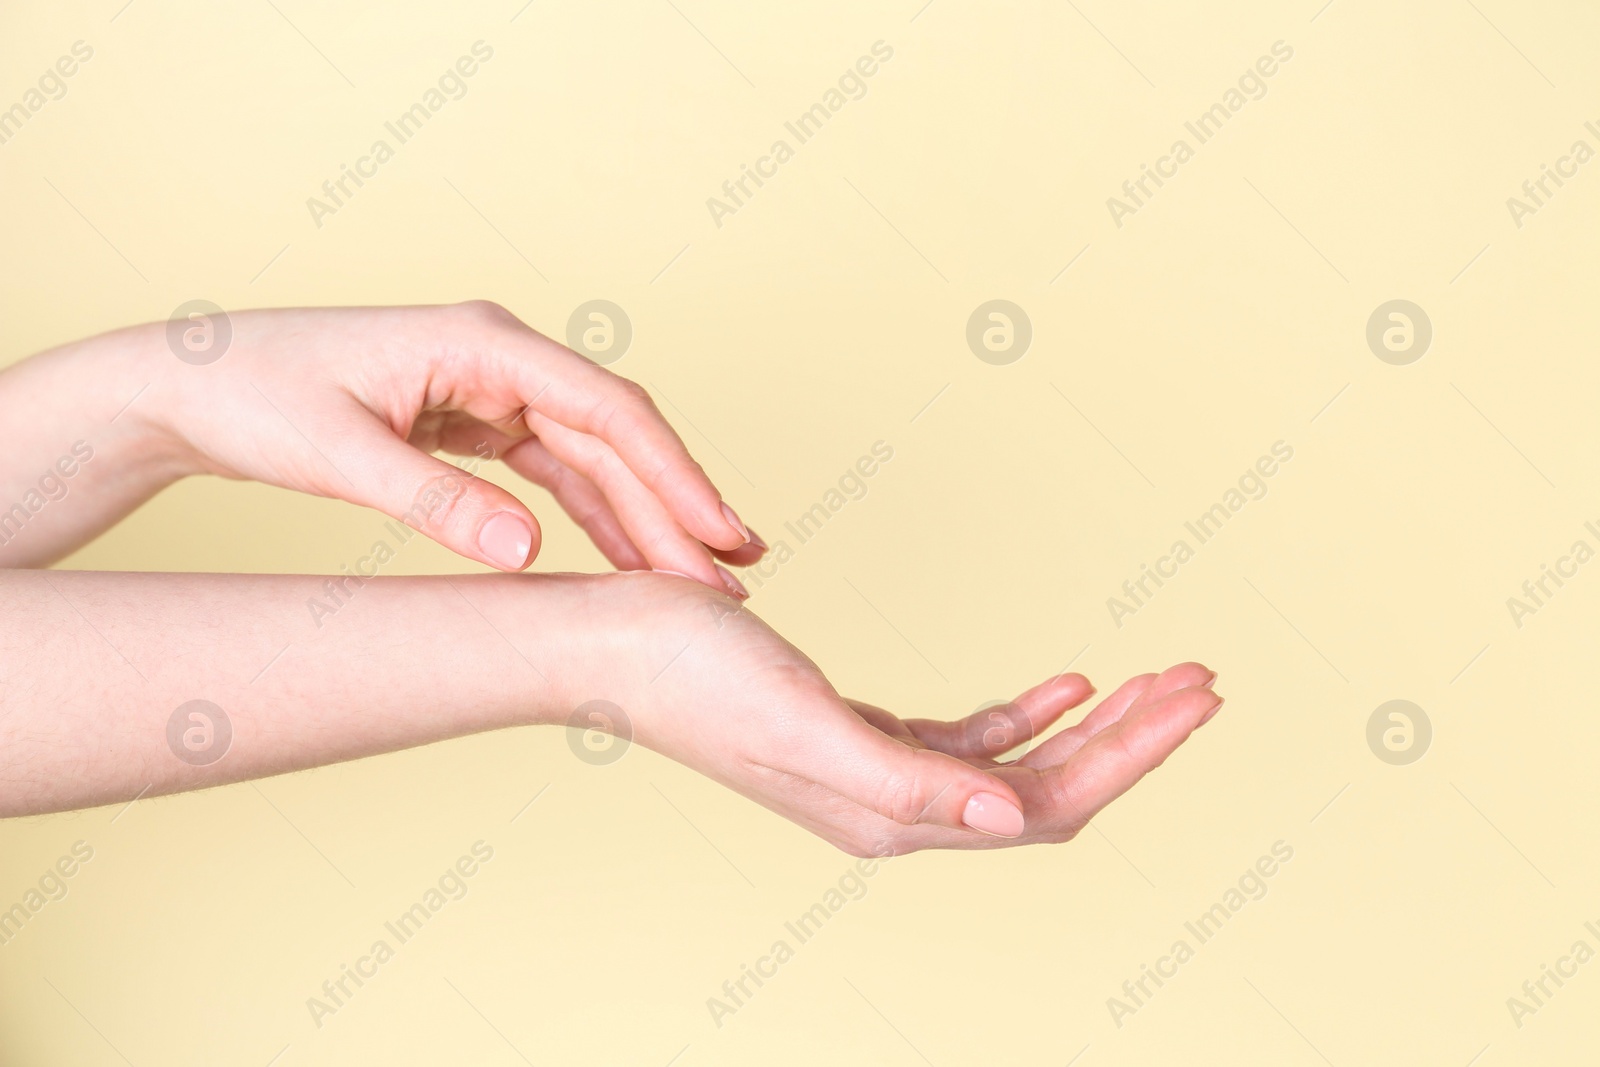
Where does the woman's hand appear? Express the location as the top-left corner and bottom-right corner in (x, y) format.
(0, 567), (1219, 842)
(576, 572), (1224, 855)
(22, 302), (761, 593)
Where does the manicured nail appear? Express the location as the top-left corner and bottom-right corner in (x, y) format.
(1199, 696), (1225, 726)
(748, 528), (768, 552)
(716, 565), (749, 600)
(478, 512), (532, 570)
(963, 792), (1025, 838)
(720, 501), (750, 544)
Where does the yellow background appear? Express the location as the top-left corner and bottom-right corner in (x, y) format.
(3, 0), (1598, 1062)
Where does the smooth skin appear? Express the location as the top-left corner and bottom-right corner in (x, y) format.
(0, 302), (1222, 853)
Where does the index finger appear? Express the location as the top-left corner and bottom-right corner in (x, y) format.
(451, 301), (750, 552)
(1017, 684), (1223, 837)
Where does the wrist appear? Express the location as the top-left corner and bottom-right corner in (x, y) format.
(455, 571), (637, 729)
(466, 569), (728, 733)
(73, 321), (200, 485)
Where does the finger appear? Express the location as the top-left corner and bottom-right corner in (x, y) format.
(710, 530), (768, 568)
(902, 673), (1095, 761)
(409, 412), (527, 460)
(499, 436), (649, 571)
(1016, 685), (1223, 837)
(528, 415), (742, 598)
(1016, 673), (1154, 768)
(1020, 662), (1213, 768)
(776, 702), (1031, 840)
(325, 409), (541, 572)
(454, 302), (750, 551)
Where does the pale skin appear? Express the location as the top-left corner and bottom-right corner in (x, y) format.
(0, 302), (1222, 854)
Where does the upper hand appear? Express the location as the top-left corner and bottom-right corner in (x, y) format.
(138, 301), (762, 596)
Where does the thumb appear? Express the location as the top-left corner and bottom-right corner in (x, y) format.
(817, 713), (1029, 840)
(332, 417), (542, 572)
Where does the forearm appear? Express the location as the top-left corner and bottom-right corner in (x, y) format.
(0, 325), (189, 567)
(0, 569), (605, 816)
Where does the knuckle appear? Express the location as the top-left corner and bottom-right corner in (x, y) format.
(874, 771), (927, 827)
(966, 701), (1028, 758)
(608, 379), (660, 427)
(457, 298), (515, 326)
(404, 466), (485, 532)
(1042, 773), (1093, 835)
(614, 376), (652, 406)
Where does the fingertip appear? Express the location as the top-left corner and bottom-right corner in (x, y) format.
(703, 500), (755, 552)
(1054, 672), (1096, 698)
(1150, 685), (1224, 730)
(716, 564), (750, 600)
(967, 770), (1024, 816)
(478, 510), (539, 571)
(711, 538), (767, 568)
(1014, 672), (1094, 719)
(1165, 661), (1215, 686)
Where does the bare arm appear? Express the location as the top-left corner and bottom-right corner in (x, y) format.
(0, 308), (1223, 852)
(1, 567), (1221, 855)
(0, 569), (588, 815)
(0, 328), (187, 566)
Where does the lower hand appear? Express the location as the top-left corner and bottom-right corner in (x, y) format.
(570, 572), (1223, 855)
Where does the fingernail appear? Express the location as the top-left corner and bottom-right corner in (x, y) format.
(963, 792), (1025, 838)
(479, 512), (533, 570)
(748, 528), (768, 552)
(1201, 671), (1217, 689)
(1199, 696), (1225, 726)
(716, 565), (749, 600)
(720, 501), (750, 544)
